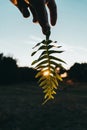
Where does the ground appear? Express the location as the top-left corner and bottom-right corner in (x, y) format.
(0, 82), (87, 130)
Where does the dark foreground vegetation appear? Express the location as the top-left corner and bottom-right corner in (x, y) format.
(0, 53), (37, 85)
(0, 82), (87, 130)
(68, 63), (87, 82)
(0, 53), (87, 130)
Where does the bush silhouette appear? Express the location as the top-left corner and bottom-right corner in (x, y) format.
(0, 53), (18, 84)
(0, 53), (37, 85)
(18, 67), (37, 82)
(68, 63), (87, 82)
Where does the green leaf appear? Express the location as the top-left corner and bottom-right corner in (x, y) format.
(31, 51), (37, 56)
(42, 40), (52, 45)
(44, 92), (49, 99)
(38, 55), (48, 62)
(35, 65), (48, 70)
(38, 45), (47, 50)
(47, 40), (52, 44)
(31, 38), (66, 104)
(33, 40), (45, 49)
(39, 79), (48, 87)
(39, 51), (47, 58)
(51, 90), (56, 95)
(50, 56), (66, 64)
(32, 55), (48, 65)
(38, 76), (46, 83)
(35, 71), (42, 78)
(48, 50), (64, 55)
(43, 88), (50, 93)
(49, 67), (55, 73)
(50, 76), (58, 86)
(41, 40), (46, 43)
(56, 64), (65, 70)
(56, 73), (63, 81)
(31, 60), (38, 65)
(51, 81), (57, 89)
(32, 42), (41, 49)
(42, 85), (48, 89)
(56, 45), (62, 48)
(49, 61), (59, 67)
(35, 60), (48, 68)
(47, 45), (54, 49)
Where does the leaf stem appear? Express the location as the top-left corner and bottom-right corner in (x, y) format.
(45, 40), (50, 72)
(46, 30), (50, 40)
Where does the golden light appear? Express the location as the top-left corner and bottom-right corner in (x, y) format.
(60, 72), (67, 78)
(43, 70), (50, 77)
(24, 0), (30, 4)
(56, 67), (60, 73)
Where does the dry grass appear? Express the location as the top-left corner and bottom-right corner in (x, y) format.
(0, 82), (87, 130)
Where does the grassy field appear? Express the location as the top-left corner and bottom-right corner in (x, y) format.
(0, 82), (87, 130)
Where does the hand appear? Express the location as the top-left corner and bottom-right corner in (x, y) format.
(10, 0), (57, 36)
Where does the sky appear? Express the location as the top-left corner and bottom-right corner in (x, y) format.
(0, 0), (87, 69)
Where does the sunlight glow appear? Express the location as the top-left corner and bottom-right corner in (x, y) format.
(61, 72), (67, 78)
(24, 0), (29, 4)
(43, 70), (50, 77)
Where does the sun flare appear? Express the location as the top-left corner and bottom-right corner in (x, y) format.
(43, 70), (50, 77)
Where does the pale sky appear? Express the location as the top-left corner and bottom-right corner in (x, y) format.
(0, 0), (87, 69)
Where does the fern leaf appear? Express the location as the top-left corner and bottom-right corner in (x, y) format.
(31, 60), (38, 65)
(49, 56), (66, 64)
(39, 51), (47, 58)
(56, 73), (63, 81)
(38, 76), (46, 83)
(38, 45), (47, 50)
(32, 40), (45, 49)
(31, 38), (66, 104)
(31, 51), (37, 56)
(32, 55), (48, 65)
(35, 71), (42, 78)
(32, 42), (41, 49)
(35, 60), (48, 68)
(42, 40), (52, 45)
(48, 50), (64, 55)
(39, 79), (48, 87)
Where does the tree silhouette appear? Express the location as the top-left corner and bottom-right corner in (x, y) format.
(68, 63), (87, 82)
(0, 53), (37, 84)
(0, 53), (18, 84)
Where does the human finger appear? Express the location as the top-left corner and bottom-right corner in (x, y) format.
(28, 5), (38, 23)
(47, 0), (57, 25)
(29, 0), (50, 35)
(10, 0), (30, 18)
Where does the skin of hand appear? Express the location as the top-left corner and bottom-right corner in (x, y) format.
(10, 0), (57, 36)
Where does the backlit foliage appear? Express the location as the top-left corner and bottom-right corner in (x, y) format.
(31, 39), (66, 104)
